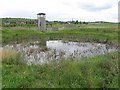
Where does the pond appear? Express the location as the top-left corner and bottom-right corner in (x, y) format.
(2, 40), (118, 65)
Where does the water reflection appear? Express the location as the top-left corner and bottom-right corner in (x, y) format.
(2, 40), (118, 65)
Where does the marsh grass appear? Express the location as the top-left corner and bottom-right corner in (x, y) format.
(1, 48), (24, 65)
(2, 23), (119, 88)
(2, 52), (118, 88)
(2, 26), (118, 45)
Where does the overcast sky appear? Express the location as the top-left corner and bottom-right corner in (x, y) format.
(0, 0), (119, 22)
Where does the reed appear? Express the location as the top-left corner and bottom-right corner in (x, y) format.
(1, 48), (23, 65)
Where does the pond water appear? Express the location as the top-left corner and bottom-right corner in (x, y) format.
(2, 40), (118, 65)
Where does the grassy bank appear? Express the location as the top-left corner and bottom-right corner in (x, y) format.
(2, 26), (118, 45)
(2, 52), (118, 88)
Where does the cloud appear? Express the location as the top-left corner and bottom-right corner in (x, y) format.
(0, 0), (119, 22)
(77, 0), (117, 12)
(2, 10), (36, 19)
(80, 4), (112, 11)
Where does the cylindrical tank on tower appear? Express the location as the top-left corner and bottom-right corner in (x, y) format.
(37, 13), (46, 30)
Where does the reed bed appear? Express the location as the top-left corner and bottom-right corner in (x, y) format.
(1, 48), (23, 65)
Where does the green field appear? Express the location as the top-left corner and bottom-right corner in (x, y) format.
(2, 23), (119, 88)
(2, 23), (118, 45)
(2, 52), (118, 88)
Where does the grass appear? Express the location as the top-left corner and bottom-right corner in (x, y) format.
(2, 52), (118, 88)
(2, 23), (119, 88)
(2, 26), (118, 45)
(1, 48), (24, 65)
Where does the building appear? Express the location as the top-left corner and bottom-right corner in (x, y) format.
(37, 13), (46, 30)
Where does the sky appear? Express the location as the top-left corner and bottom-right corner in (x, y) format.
(0, 0), (119, 22)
